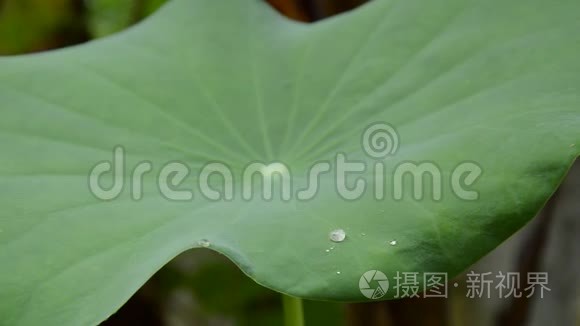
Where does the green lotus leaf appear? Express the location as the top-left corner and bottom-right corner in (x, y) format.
(0, 0), (578, 324)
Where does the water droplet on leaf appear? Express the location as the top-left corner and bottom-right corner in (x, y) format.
(198, 239), (211, 248)
(329, 229), (346, 242)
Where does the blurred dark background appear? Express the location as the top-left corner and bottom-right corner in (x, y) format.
(1, 1), (578, 325)
(0, 0), (368, 55)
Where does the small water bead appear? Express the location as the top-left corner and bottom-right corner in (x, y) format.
(389, 240), (397, 246)
(329, 229), (346, 242)
(198, 239), (211, 248)
(361, 233), (366, 236)
(336, 271), (341, 275)
(325, 249), (330, 253)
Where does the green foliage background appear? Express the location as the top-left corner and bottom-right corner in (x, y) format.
(0, 1), (578, 325)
